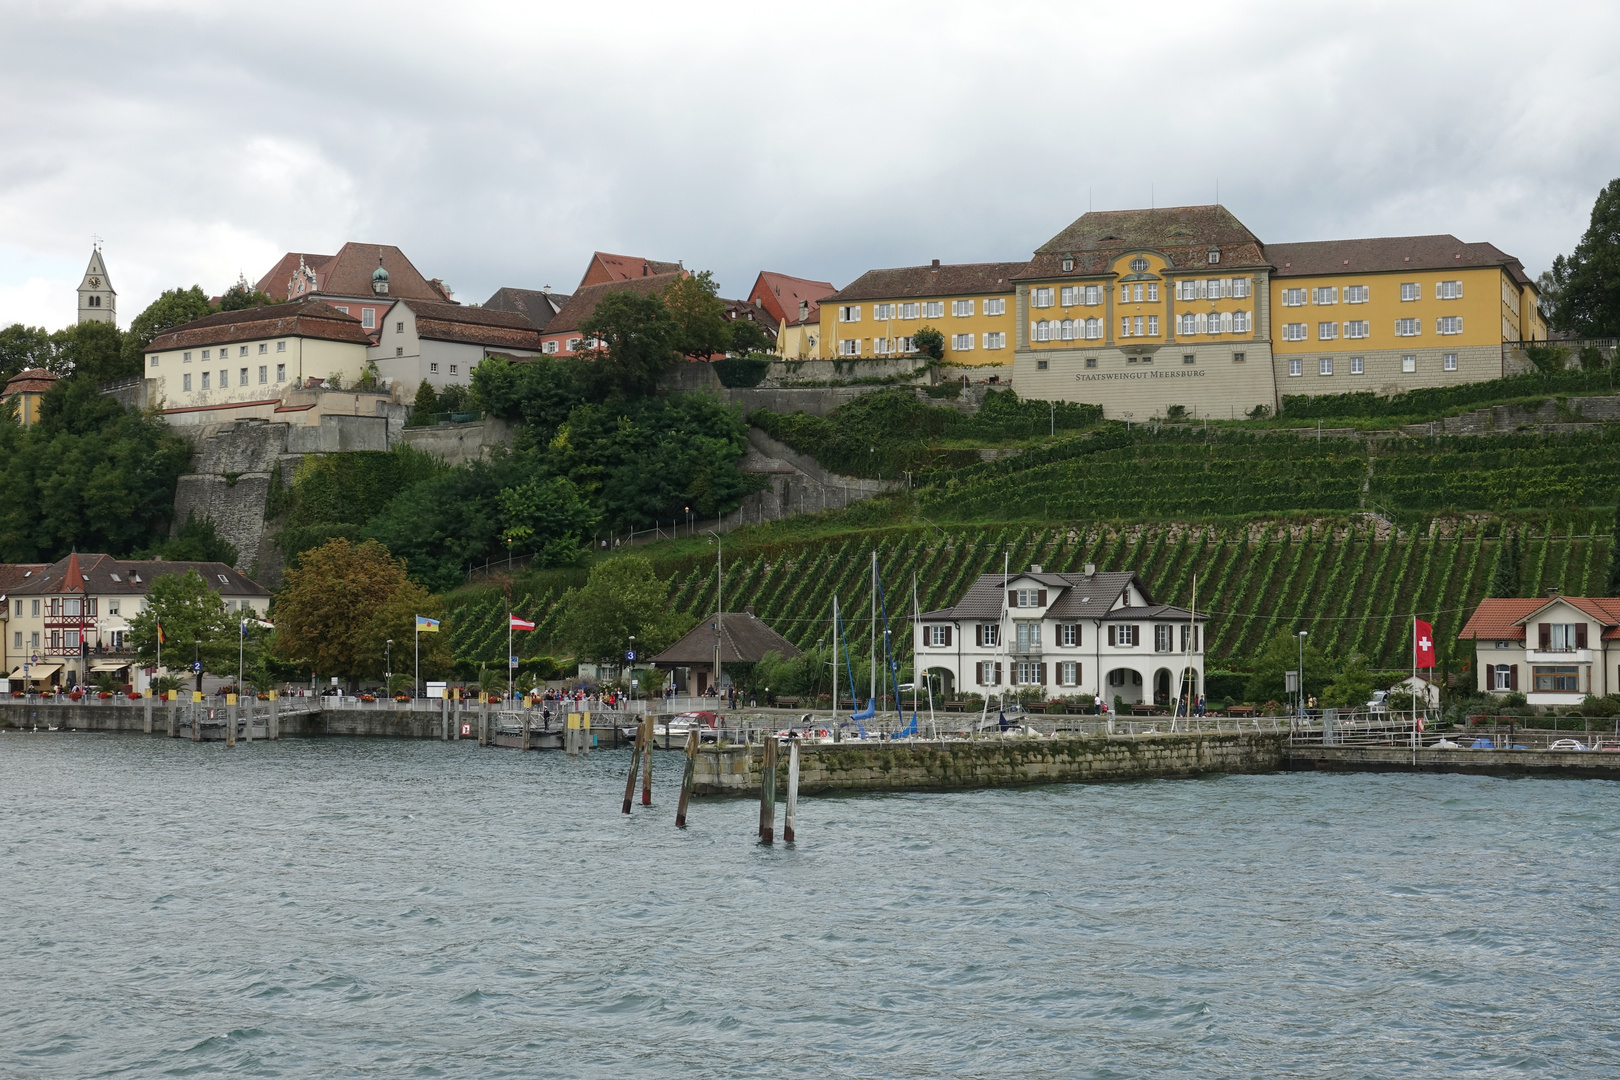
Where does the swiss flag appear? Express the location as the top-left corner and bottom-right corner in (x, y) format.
(1414, 619), (1436, 668)
(510, 615), (536, 631)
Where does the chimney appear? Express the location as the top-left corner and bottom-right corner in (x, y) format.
(799, 299), (809, 320)
(1030, 564), (1042, 574)
(931, 258), (940, 268)
(1547, 587), (1559, 597)
(1084, 562), (1096, 576)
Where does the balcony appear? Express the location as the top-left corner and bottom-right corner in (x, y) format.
(1525, 649), (1592, 664)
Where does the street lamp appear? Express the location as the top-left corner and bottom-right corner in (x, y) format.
(1297, 631), (1308, 716)
(628, 635), (635, 704)
(685, 506), (692, 536)
(386, 639), (393, 696)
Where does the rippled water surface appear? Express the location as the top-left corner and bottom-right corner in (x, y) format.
(3, 734), (1619, 1078)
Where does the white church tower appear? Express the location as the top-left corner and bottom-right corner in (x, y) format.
(77, 245), (116, 325)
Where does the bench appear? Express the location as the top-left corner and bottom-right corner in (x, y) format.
(1227, 704), (1257, 718)
(772, 697), (800, 709)
(943, 702), (967, 712)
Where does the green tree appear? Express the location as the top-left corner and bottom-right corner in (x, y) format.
(273, 537), (435, 686)
(352, 578), (451, 684)
(218, 275), (276, 312)
(1535, 268), (1562, 324)
(140, 512), (239, 565)
(436, 383), (472, 415)
(1321, 653), (1375, 708)
(470, 355), (584, 430)
(409, 379), (438, 426)
(557, 555), (684, 663)
(0, 323), (59, 381)
(49, 319), (130, 383)
(1608, 501), (1620, 597)
(912, 325), (945, 360)
(122, 285), (213, 371)
(663, 270), (731, 359)
(126, 569), (237, 682)
(1243, 630), (1332, 704)
(577, 289), (678, 399)
(1488, 527), (1521, 597)
(497, 476), (597, 567)
(729, 316), (771, 356)
(1550, 177), (1620, 337)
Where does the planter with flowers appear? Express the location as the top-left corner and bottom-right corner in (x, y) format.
(68, 691), (84, 701)
(97, 691), (114, 700)
(359, 694), (377, 703)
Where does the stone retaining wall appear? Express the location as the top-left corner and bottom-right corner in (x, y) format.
(692, 732), (1287, 796)
(1285, 744), (1620, 780)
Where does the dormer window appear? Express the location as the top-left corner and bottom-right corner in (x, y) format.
(1014, 588), (1047, 608)
(1207, 247), (1221, 264)
(1061, 257), (1074, 272)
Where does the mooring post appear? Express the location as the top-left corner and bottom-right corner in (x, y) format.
(143, 690), (153, 735)
(269, 692), (279, 740)
(783, 737), (800, 843)
(167, 694), (178, 739)
(225, 699), (236, 747)
(244, 695), (254, 742)
(675, 727), (698, 827)
(518, 713), (527, 751)
(441, 692), (450, 741)
(758, 736), (778, 843)
(640, 715), (654, 805)
(582, 712), (591, 755)
(621, 717), (644, 813)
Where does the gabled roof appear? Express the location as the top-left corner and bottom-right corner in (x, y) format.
(11, 554), (271, 596)
(4, 368), (59, 395)
(722, 298), (777, 340)
(1458, 596), (1620, 640)
(749, 271), (836, 327)
(82, 248), (115, 293)
(543, 272), (685, 336)
(147, 299), (371, 352)
(578, 251), (683, 291)
(923, 570), (1147, 621)
(256, 244), (452, 303)
(1266, 235), (1535, 284)
(825, 261), (1027, 303)
(393, 300), (545, 351)
(1021, 205), (1268, 279)
(650, 612), (802, 666)
(0, 563), (46, 594)
(481, 287), (571, 330)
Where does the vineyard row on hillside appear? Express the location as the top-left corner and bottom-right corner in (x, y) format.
(443, 523), (1616, 672)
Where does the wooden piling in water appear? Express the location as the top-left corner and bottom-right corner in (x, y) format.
(676, 727), (698, 827)
(518, 714), (528, 751)
(640, 715), (654, 805)
(225, 701), (236, 747)
(783, 737), (799, 843)
(167, 694), (178, 739)
(758, 737), (778, 842)
(143, 692), (153, 734)
(244, 697), (254, 742)
(441, 692), (450, 740)
(269, 692), (278, 739)
(621, 718), (644, 813)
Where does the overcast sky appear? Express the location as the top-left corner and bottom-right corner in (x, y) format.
(2, 0), (1617, 329)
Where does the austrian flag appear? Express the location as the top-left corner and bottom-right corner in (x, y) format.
(509, 615), (536, 631)
(1414, 619), (1436, 668)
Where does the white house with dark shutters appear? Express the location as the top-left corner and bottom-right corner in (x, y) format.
(915, 563), (1205, 706)
(1460, 593), (1620, 707)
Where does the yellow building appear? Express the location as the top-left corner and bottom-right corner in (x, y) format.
(817, 260), (1027, 368)
(3, 368), (60, 427)
(1012, 206), (1280, 418)
(1009, 205), (1543, 418)
(1266, 236), (1545, 393)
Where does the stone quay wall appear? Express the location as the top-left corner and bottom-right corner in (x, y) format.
(691, 732), (1288, 796)
(1284, 744), (1620, 781)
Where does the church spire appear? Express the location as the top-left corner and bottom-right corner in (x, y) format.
(77, 246), (117, 326)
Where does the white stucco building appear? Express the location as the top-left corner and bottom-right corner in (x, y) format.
(371, 299), (544, 391)
(1460, 593), (1620, 707)
(916, 564), (1206, 706)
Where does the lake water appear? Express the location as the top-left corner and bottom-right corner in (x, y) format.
(3, 734), (1618, 1078)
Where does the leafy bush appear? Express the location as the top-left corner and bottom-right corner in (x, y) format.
(1279, 367), (1616, 421)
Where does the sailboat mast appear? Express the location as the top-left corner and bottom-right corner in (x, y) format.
(831, 596), (838, 725)
(870, 550), (877, 710)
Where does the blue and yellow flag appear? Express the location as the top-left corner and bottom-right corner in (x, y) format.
(416, 616), (440, 633)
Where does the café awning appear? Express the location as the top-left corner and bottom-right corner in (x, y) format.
(89, 660), (129, 673)
(9, 664), (62, 682)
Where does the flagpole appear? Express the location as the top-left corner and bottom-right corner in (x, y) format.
(415, 621), (420, 701)
(508, 613), (513, 697)
(1412, 613), (1418, 749)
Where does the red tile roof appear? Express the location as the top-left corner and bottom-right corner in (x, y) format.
(402, 300), (545, 351)
(543, 272), (686, 336)
(578, 252), (683, 291)
(1267, 235), (1534, 284)
(0, 563), (47, 594)
(256, 244), (452, 303)
(749, 271), (836, 327)
(825, 261), (1027, 303)
(4, 367), (60, 396)
(12, 553), (270, 595)
(1458, 597), (1620, 640)
(147, 299), (372, 352)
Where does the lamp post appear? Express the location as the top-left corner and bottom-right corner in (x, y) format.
(386, 639), (393, 696)
(1297, 631), (1308, 716)
(628, 635), (635, 705)
(685, 506), (692, 537)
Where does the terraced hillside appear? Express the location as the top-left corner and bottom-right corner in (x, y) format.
(444, 522), (1615, 673)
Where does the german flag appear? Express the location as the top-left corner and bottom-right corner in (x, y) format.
(156, 619), (167, 645)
